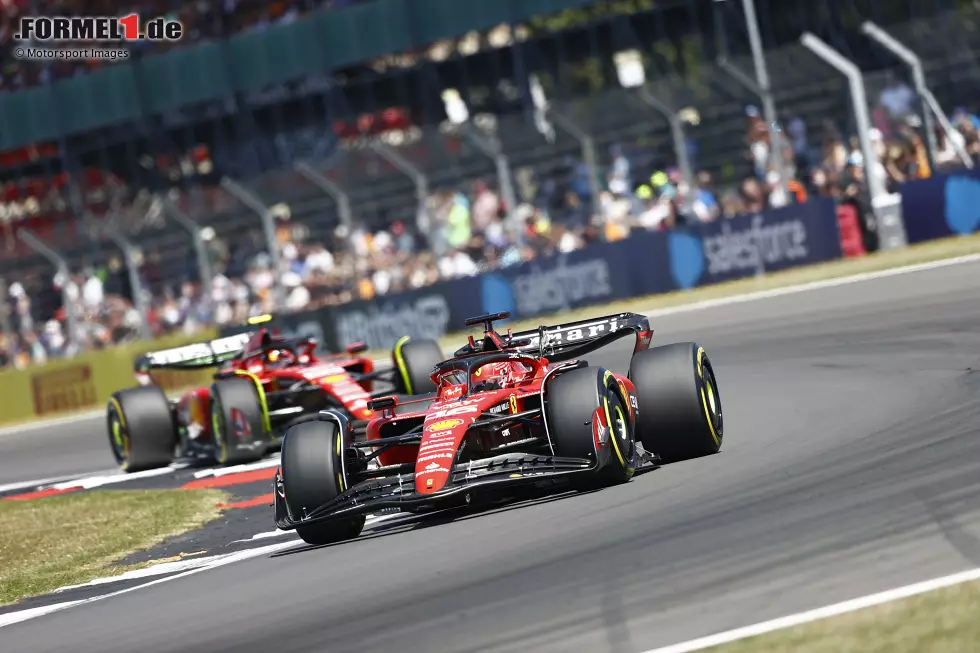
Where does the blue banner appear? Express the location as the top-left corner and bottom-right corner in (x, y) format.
(222, 198), (844, 352)
(899, 168), (980, 244)
(664, 197), (844, 290)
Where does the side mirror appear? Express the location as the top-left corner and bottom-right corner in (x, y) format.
(346, 341), (368, 355)
(367, 396), (397, 412)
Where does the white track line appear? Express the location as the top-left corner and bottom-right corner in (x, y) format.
(0, 538), (303, 629)
(641, 566), (980, 653)
(639, 252), (980, 320)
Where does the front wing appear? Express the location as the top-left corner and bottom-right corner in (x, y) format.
(274, 450), (658, 530)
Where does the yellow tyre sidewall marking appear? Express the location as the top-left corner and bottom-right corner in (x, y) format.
(212, 397), (227, 464)
(393, 336), (412, 394)
(697, 347), (720, 447)
(233, 371), (272, 435)
(109, 397), (130, 470)
(601, 370), (633, 475)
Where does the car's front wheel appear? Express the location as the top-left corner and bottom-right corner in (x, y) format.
(281, 419), (365, 546)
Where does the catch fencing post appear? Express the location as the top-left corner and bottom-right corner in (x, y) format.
(800, 33), (886, 206)
(105, 227), (152, 340)
(162, 198), (214, 315)
(0, 278), (9, 334)
(368, 141), (431, 236)
(546, 107), (604, 211)
(219, 177), (284, 305)
(717, 56), (791, 188)
(636, 87), (695, 198)
(294, 161), (354, 229)
(861, 21), (972, 169)
(861, 21), (939, 170)
(801, 32), (908, 250)
(457, 124), (521, 238)
(17, 228), (78, 349)
(739, 0), (788, 193)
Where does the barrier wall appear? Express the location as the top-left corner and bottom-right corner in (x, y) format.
(225, 198), (843, 351)
(0, 330), (218, 425)
(899, 168), (980, 244)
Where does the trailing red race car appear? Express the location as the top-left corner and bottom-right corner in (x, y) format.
(273, 311), (724, 545)
(106, 316), (445, 472)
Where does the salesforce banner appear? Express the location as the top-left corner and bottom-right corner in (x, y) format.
(478, 237), (671, 320)
(899, 168), (980, 244)
(221, 198), (843, 351)
(664, 197), (843, 290)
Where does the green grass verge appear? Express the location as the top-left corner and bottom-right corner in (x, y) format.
(703, 578), (980, 652)
(0, 489), (228, 606)
(412, 232), (980, 354)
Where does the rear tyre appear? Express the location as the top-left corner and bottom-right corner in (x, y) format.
(281, 420), (365, 545)
(629, 342), (723, 463)
(545, 366), (637, 487)
(210, 377), (268, 466)
(107, 386), (176, 472)
(392, 337), (444, 395)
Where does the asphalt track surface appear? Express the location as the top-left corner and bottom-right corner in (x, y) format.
(3, 259), (980, 653)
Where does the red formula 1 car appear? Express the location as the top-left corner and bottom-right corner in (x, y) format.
(106, 316), (445, 472)
(273, 311), (724, 545)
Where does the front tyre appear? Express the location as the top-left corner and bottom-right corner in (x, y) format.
(392, 337), (444, 395)
(107, 386), (177, 472)
(545, 366), (637, 487)
(210, 377), (268, 466)
(629, 342), (723, 463)
(281, 420), (365, 545)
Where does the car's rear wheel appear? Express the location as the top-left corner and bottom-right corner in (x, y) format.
(281, 420), (365, 545)
(107, 386), (176, 472)
(210, 377), (268, 466)
(629, 342), (723, 463)
(392, 337), (444, 395)
(545, 366), (637, 487)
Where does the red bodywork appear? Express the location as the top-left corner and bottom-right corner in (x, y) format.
(174, 329), (376, 444)
(366, 325), (650, 495)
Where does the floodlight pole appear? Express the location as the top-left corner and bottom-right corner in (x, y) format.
(458, 124), (520, 238)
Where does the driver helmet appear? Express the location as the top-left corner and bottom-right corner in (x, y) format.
(266, 348), (292, 367)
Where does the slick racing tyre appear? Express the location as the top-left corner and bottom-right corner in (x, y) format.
(628, 342), (723, 463)
(392, 336), (444, 395)
(280, 420), (365, 545)
(545, 366), (637, 487)
(107, 386), (177, 472)
(210, 377), (268, 466)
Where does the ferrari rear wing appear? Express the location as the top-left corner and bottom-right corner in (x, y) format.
(134, 332), (252, 373)
(453, 312), (652, 360)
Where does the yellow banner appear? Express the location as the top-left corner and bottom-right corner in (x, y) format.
(0, 330), (219, 426)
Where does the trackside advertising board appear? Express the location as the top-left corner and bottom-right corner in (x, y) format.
(220, 198), (844, 352)
(899, 168), (980, 244)
(0, 330), (218, 426)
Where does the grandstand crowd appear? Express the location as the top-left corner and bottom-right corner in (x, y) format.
(1, 3), (978, 368)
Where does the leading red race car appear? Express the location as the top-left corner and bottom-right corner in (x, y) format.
(273, 311), (724, 545)
(106, 316), (445, 472)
